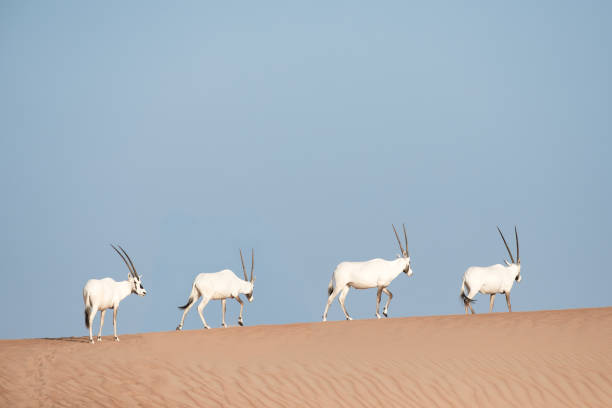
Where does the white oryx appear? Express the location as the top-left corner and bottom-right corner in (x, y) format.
(176, 249), (255, 330)
(460, 226), (521, 314)
(83, 245), (147, 343)
(322, 224), (413, 321)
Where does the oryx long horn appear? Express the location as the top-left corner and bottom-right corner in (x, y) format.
(515, 225), (520, 264)
(111, 244), (135, 278)
(250, 248), (254, 282)
(497, 226), (515, 264)
(240, 249), (248, 281)
(392, 224), (405, 255)
(118, 245), (139, 279)
(403, 223), (409, 257)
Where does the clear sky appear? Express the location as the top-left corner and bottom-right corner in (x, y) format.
(1, 1), (610, 339)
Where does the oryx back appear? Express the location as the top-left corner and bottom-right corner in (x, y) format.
(334, 259), (397, 289)
(464, 265), (509, 295)
(195, 270), (246, 300)
(84, 278), (122, 310)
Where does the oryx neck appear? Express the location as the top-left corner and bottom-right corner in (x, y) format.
(117, 280), (134, 300)
(393, 257), (409, 266)
(239, 279), (253, 294)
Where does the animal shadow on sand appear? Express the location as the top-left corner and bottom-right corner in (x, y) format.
(43, 337), (90, 343)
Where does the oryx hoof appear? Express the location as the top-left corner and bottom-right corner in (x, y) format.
(383, 311), (388, 318)
(238, 320), (244, 327)
(222, 323), (227, 328)
(114, 336), (120, 342)
(176, 326), (182, 331)
(97, 336), (102, 342)
(376, 313), (381, 319)
(89, 339), (95, 344)
(346, 316), (352, 321)
(204, 325), (211, 330)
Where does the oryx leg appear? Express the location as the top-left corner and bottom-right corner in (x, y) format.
(113, 307), (120, 341)
(97, 309), (106, 342)
(221, 299), (227, 328)
(338, 286), (352, 321)
(323, 286), (342, 322)
(505, 292), (512, 312)
(176, 297), (198, 331)
(382, 288), (393, 317)
(235, 296), (245, 326)
(197, 297), (211, 329)
(489, 294), (496, 313)
(375, 287), (383, 319)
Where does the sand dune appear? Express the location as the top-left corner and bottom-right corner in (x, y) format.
(1, 307), (611, 407)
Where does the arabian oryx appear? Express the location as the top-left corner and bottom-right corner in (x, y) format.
(176, 249), (255, 330)
(460, 226), (521, 314)
(322, 224), (413, 322)
(82, 245), (147, 343)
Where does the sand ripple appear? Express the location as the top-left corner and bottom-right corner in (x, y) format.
(1, 307), (610, 407)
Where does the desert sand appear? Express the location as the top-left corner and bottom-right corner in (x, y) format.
(1, 307), (611, 407)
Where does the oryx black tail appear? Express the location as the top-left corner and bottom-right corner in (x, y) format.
(84, 306), (92, 329)
(178, 297), (195, 309)
(178, 284), (198, 309)
(460, 278), (476, 306)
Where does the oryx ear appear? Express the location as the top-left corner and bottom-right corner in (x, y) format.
(138, 274), (143, 280)
(127, 273), (133, 280)
(504, 260), (511, 266)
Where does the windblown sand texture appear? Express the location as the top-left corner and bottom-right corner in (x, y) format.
(1, 307), (611, 407)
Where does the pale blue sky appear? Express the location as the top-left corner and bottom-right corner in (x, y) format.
(1, 1), (610, 339)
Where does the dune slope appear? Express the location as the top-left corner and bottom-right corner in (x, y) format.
(1, 307), (611, 407)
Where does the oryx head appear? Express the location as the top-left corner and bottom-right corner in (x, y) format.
(497, 226), (521, 282)
(239, 248), (255, 302)
(393, 223), (413, 276)
(111, 244), (147, 296)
